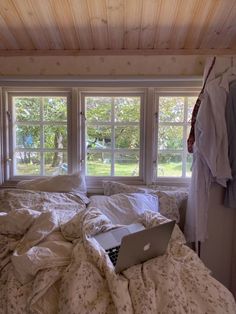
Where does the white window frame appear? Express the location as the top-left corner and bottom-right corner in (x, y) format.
(0, 78), (202, 191)
(2, 87), (74, 182)
(80, 89), (146, 188)
(153, 87), (200, 185)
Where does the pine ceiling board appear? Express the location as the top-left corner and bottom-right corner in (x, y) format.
(154, 0), (181, 49)
(50, 0), (79, 50)
(87, 0), (109, 49)
(70, 0), (93, 50)
(124, 0), (143, 49)
(169, 0), (196, 49)
(0, 13), (19, 49)
(0, 0), (34, 49)
(183, 0), (217, 49)
(106, 0), (124, 49)
(0, 39), (6, 49)
(12, 0), (50, 49)
(139, 0), (161, 49)
(200, 0), (236, 49)
(0, 0), (234, 55)
(215, 1), (236, 49)
(33, 0), (64, 49)
(0, 31), (8, 49)
(227, 3), (236, 49)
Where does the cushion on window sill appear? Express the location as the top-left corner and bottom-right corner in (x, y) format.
(103, 180), (147, 196)
(16, 172), (88, 199)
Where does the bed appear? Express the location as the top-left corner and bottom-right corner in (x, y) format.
(0, 174), (235, 314)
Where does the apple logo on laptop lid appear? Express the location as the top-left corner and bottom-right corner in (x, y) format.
(143, 243), (151, 251)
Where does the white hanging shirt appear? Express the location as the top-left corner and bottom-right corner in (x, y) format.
(185, 65), (236, 243)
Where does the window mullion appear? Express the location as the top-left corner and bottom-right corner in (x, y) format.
(9, 97), (15, 179)
(71, 88), (79, 173)
(145, 87), (156, 184)
(111, 97), (115, 176)
(182, 96), (188, 178)
(40, 97), (44, 175)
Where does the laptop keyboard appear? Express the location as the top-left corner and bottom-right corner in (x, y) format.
(106, 245), (120, 266)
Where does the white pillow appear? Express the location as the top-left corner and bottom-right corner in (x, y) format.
(102, 181), (188, 223)
(16, 172), (87, 195)
(88, 193), (159, 225)
(103, 181), (147, 196)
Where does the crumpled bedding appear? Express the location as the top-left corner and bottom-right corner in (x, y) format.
(0, 194), (235, 314)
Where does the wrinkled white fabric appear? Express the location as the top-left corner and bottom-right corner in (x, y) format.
(0, 208), (41, 236)
(88, 193), (159, 225)
(16, 172), (88, 198)
(185, 58), (236, 242)
(11, 211), (72, 284)
(1, 205), (236, 314)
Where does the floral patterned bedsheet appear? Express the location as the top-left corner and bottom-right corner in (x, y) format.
(0, 192), (235, 314)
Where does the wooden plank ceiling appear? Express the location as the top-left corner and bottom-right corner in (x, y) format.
(0, 0), (235, 56)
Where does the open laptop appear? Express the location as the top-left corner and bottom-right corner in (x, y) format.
(94, 220), (175, 273)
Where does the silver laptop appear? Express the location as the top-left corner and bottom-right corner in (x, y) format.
(94, 220), (175, 273)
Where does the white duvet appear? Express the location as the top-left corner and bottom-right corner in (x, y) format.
(0, 195), (236, 313)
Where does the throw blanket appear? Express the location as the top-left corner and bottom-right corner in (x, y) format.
(0, 206), (235, 314)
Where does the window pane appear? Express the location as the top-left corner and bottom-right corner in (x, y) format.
(115, 126), (140, 149)
(86, 97), (112, 122)
(43, 97), (67, 121)
(114, 152), (139, 176)
(86, 152), (111, 176)
(15, 151), (40, 175)
(159, 97), (184, 122)
(44, 152), (68, 175)
(44, 125), (67, 149)
(157, 153), (182, 177)
(16, 125), (40, 149)
(85, 94), (142, 178)
(158, 126), (183, 150)
(12, 93), (69, 177)
(87, 126), (112, 149)
(14, 97), (40, 121)
(114, 97), (140, 122)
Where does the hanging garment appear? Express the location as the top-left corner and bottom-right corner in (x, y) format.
(187, 57), (216, 153)
(185, 60), (235, 243)
(224, 80), (236, 208)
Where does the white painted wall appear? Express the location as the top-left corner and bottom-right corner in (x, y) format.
(0, 55), (205, 76)
(201, 183), (236, 295)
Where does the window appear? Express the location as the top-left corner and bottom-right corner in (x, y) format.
(155, 93), (197, 179)
(82, 93), (143, 177)
(1, 81), (201, 188)
(7, 92), (71, 177)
